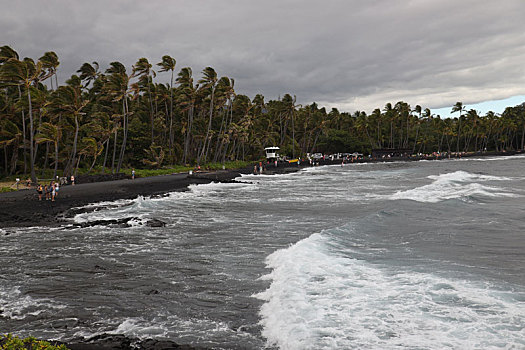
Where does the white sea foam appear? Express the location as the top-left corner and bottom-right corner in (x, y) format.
(0, 286), (67, 320)
(256, 232), (525, 350)
(390, 170), (518, 203)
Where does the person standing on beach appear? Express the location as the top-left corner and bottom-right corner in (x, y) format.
(71, 175), (75, 185)
(37, 184), (43, 201)
(54, 182), (59, 198)
(44, 183), (50, 200)
(132, 169), (135, 180)
(51, 182), (56, 202)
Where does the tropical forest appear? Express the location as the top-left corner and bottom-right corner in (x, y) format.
(1, 45), (525, 183)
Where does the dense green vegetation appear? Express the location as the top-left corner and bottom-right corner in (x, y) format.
(0, 334), (68, 350)
(1, 45), (524, 182)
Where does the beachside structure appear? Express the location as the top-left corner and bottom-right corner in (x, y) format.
(265, 147), (280, 160)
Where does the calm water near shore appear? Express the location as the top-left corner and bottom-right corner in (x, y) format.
(1, 156), (524, 349)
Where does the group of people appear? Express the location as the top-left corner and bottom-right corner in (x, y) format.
(36, 181), (60, 201)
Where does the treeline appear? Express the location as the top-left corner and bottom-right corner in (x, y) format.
(1, 45), (525, 182)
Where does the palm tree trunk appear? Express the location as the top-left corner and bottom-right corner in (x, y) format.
(183, 105), (194, 164)
(102, 138), (109, 174)
(53, 140), (59, 179)
(18, 86), (28, 174)
(88, 154), (97, 174)
(169, 70), (174, 161)
(456, 117), (462, 153)
(41, 142), (50, 176)
(111, 127), (118, 173)
(213, 107), (227, 163)
(3, 145), (8, 176)
(69, 114), (80, 177)
(412, 124), (420, 154)
(148, 77), (154, 144)
(117, 98), (128, 173)
(27, 87), (37, 183)
(199, 87), (215, 164)
(74, 155), (81, 176)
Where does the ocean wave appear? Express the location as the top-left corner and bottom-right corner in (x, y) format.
(0, 286), (67, 320)
(256, 232), (525, 350)
(390, 170), (518, 203)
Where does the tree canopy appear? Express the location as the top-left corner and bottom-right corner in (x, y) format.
(1, 45), (524, 180)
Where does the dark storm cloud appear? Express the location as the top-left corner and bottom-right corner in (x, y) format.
(2, 0), (525, 112)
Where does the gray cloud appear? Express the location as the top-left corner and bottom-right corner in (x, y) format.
(2, 0), (525, 112)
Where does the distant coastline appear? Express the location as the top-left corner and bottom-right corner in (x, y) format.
(0, 150), (522, 230)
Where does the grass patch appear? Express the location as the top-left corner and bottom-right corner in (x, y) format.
(0, 186), (16, 193)
(0, 161), (254, 182)
(122, 161), (252, 178)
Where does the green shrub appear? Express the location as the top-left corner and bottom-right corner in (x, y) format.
(0, 187), (15, 193)
(0, 334), (69, 350)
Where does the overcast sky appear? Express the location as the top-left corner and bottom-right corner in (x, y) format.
(2, 0), (525, 115)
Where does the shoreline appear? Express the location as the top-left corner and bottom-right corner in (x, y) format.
(0, 150), (521, 229)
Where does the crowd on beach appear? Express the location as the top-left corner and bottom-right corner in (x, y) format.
(30, 175), (74, 201)
(36, 181), (60, 201)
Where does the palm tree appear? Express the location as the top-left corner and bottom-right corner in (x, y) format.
(197, 67), (218, 164)
(105, 70), (131, 173)
(157, 55), (176, 158)
(78, 137), (103, 174)
(77, 61), (100, 88)
(452, 102), (465, 153)
(383, 103), (395, 148)
(132, 58), (156, 144)
(0, 56), (44, 182)
(0, 119), (22, 175)
(50, 80), (88, 176)
(39, 51), (60, 90)
(35, 122), (61, 178)
(176, 67), (197, 164)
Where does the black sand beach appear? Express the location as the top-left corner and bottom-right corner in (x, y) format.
(0, 163), (309, 229)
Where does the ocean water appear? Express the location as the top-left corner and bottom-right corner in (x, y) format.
(1, 156), (524, 349)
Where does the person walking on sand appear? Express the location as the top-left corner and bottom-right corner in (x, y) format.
(132, 169), (135, 180)
(54, 182), (59, 198)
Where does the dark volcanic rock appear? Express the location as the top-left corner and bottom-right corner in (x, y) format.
(64, 333), (206, 350)
(146, 219), (166, 227)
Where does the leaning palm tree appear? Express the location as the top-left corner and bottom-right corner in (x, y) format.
(49, 81), (88, 177)
(105, 70), (131, 173)
(78, 137), (103, 174)
(197, 67), (218, 164)
(157, 55), (176, 158)
(132, 57), (156, 144)
(176, 67), (197, 164)
(35, 122), (61, 178)
(39, 51), (60, 90)
(77, 61), (100, 88)
(0, 56), (44, 182)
